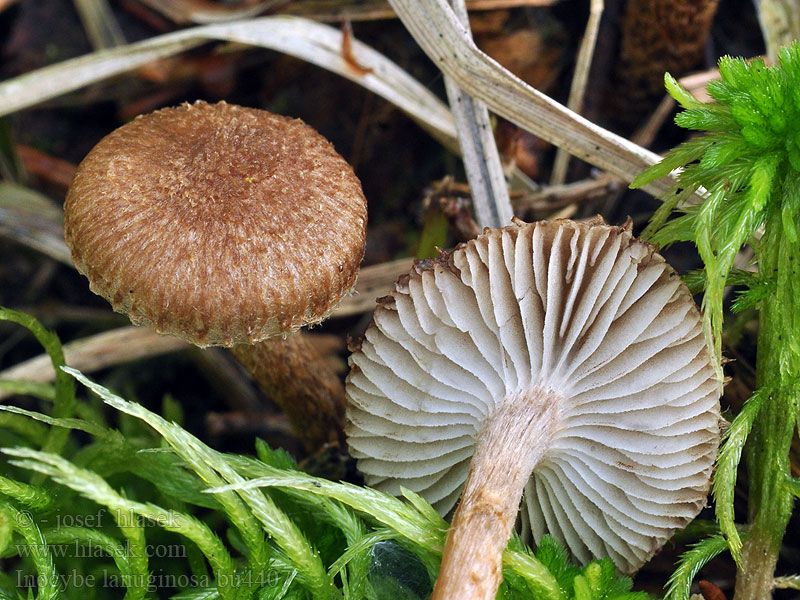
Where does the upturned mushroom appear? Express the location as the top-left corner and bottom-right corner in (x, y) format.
(346, 218), (721, 599)
(64, 100), (367, 452)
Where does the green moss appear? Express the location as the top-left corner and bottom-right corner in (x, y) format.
(632, 41), (800, 599)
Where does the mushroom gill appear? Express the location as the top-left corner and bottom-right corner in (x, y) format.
(346, 218), (721, 599)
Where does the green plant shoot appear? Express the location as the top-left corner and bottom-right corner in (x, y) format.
(632, 42), (800, 599)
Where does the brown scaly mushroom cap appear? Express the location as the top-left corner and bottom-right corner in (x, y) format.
(64, 101), (367, 347)
(346, 218), (721, 592)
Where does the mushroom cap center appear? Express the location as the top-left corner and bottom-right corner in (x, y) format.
(64, 101), (367, 346)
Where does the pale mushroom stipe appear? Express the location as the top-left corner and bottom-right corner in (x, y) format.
(346, 218), (721, 600)
(64, 101), (368, 451)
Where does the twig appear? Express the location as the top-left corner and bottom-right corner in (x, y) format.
(679, 68), (721, 102)
(597, 69), (720, 218)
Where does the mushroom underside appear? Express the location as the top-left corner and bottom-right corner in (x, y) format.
(346, 219), (721, 578)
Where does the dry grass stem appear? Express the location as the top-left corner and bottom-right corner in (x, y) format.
(0, 16), (458, 153)
(0, 183), (71, 265)
(73, 0), (127, 49)
(679, 68), (722, 102)
(514, 174), (618, 214)
(0, 179), (410, 321)
(134, 0), (285, 24)
(386, 0), (687, 200)
(138, 0), (559, 24)
(0, 326), (188, 400)
(549, 0), (603, 185)
(444, 0), (513, 228)
(187, 348), (265, 412)
(756, 0), (800, 61)
(333, 257), (416, 318)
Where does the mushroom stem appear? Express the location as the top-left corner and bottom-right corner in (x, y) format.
(432, 387), (560, 600)
(230, 332), (346, 453)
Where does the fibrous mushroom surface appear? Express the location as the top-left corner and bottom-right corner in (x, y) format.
(64, 100), (367, 347)
(346, 218), (721, 580)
